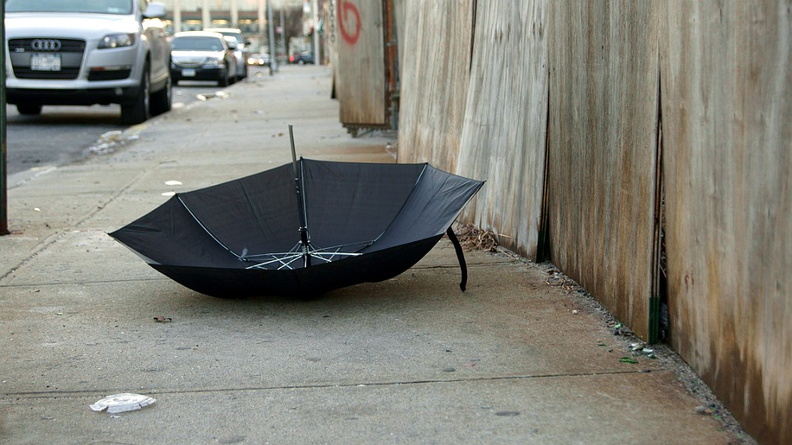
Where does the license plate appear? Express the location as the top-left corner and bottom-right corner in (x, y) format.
(31, 53), (61, 71)
(182, 68), (196, 77)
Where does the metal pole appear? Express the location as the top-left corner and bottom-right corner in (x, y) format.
(201, 0), (211, 29)
(1, 0), (10, 235)
(267, 0), (277, 74)
(230, 0), (238, 28)
(311, 0), (319, 63)
(257, 0), (265, 56)
(288, 125), (310, 268)
(173, 0), (182, 32)
(279, 7), (285, 65)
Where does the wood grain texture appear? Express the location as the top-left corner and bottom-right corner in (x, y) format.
(661, 2), (791, 443)
(456, 1), (549, 260)
(334, 0), (387, 126)
(393, 1), (790, 441)
(396, 0), (474, 170)
(546, 1), (659, 339)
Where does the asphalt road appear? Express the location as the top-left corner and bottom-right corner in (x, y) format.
(2, 70), (266, 177)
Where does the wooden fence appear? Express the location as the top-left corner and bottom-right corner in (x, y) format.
(661, 3), (791, 443)
(332, 0), (390, 130)
(334, 0), (791, 443)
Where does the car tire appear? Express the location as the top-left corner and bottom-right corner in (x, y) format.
(218, 65), (229, 87)
(121, 63), (151, 125)
(150, 74), (172, 116)
(17, 103), (43, 115)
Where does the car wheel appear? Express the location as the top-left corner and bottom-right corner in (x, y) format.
(17, 103), (43, 115)
(150, 74), (172, 116)
(121, 63), (151, 125)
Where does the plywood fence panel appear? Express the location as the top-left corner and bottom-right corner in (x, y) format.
(396, 1), (474, 170)
(393, 0), (406, 84)
(456, 1), (549, 258)
(334, 0), (386, 127)
(661, 2), (791, 443)
(546, 1), (659, 339)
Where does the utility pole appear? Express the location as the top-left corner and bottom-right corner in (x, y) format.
(1, 0), (10, 236)
(173, 0), (182, 33)
(280, 6), (285, 63)
(258, 0), (265, 57)
(202, 0), (211, 29)
(230, 0), (238, 28)
(267, 0), (277, 74)
(311, 0), (319, 63)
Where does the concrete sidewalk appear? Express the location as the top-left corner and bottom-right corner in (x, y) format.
(1, 66), (751, 444)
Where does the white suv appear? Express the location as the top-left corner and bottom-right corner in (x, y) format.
(203, 28), (249, 81)
(4, 0), (172, 125)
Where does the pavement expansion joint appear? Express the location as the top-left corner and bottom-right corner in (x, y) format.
(3, 369), (655, 399)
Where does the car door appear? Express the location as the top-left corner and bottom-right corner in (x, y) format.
(141, 1), (170, 85)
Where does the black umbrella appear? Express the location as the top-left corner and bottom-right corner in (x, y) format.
(110, 131), (484, 298)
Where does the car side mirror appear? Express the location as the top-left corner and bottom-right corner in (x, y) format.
(144, 2), (167, 19)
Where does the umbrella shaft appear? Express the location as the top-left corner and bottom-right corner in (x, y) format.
(300, 227), (311, 267)
(289, 125), (311, 268)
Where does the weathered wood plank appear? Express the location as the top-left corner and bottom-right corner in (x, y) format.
(546, 1), (659, 339)
(397, 0), (474, 170)
(661, 1), (792, 443)
(456, 1), (549, 259)
(334, 0), (387, 126)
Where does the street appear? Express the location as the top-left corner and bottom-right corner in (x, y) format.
(3, 67), (269, 177)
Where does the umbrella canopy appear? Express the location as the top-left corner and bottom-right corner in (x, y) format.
(109, 159), (484, 298)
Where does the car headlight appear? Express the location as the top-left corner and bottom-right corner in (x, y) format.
(98, 33), (136, 49)
(203, 58), (223, 66)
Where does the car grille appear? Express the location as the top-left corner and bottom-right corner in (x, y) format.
(88, 69), (132, 81)
(8, 38), (85, 80)
(173, 61), (203, 68)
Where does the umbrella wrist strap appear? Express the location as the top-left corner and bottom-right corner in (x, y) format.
(446, 227), (468, 292)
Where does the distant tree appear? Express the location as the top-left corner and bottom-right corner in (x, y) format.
(281, 5), (305, 55)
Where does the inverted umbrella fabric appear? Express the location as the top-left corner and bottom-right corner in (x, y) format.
(109, 159), (484, 297)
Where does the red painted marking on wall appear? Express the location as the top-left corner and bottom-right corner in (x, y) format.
(338, 0), (361, 45)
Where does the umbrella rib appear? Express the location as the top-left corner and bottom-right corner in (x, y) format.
(360, 163), (430, 247)
(177, 195), (242, 259)
(242, 240), (369, 270)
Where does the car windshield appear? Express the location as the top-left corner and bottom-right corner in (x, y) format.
(221, 33), (244, 44)
(206, 30), (244, 44)
(5, 0), (133, 14)
(172, 37), (224, 51)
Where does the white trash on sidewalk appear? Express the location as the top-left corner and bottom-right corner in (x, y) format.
(89, 393), (156, 413)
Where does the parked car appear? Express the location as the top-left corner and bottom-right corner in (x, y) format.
(170, 31), (237, 87)
(3, 0), (172, 125)
(246, 53), (270, 67)
(203, 27), (248, 81)
(289, 51), (315, 65)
